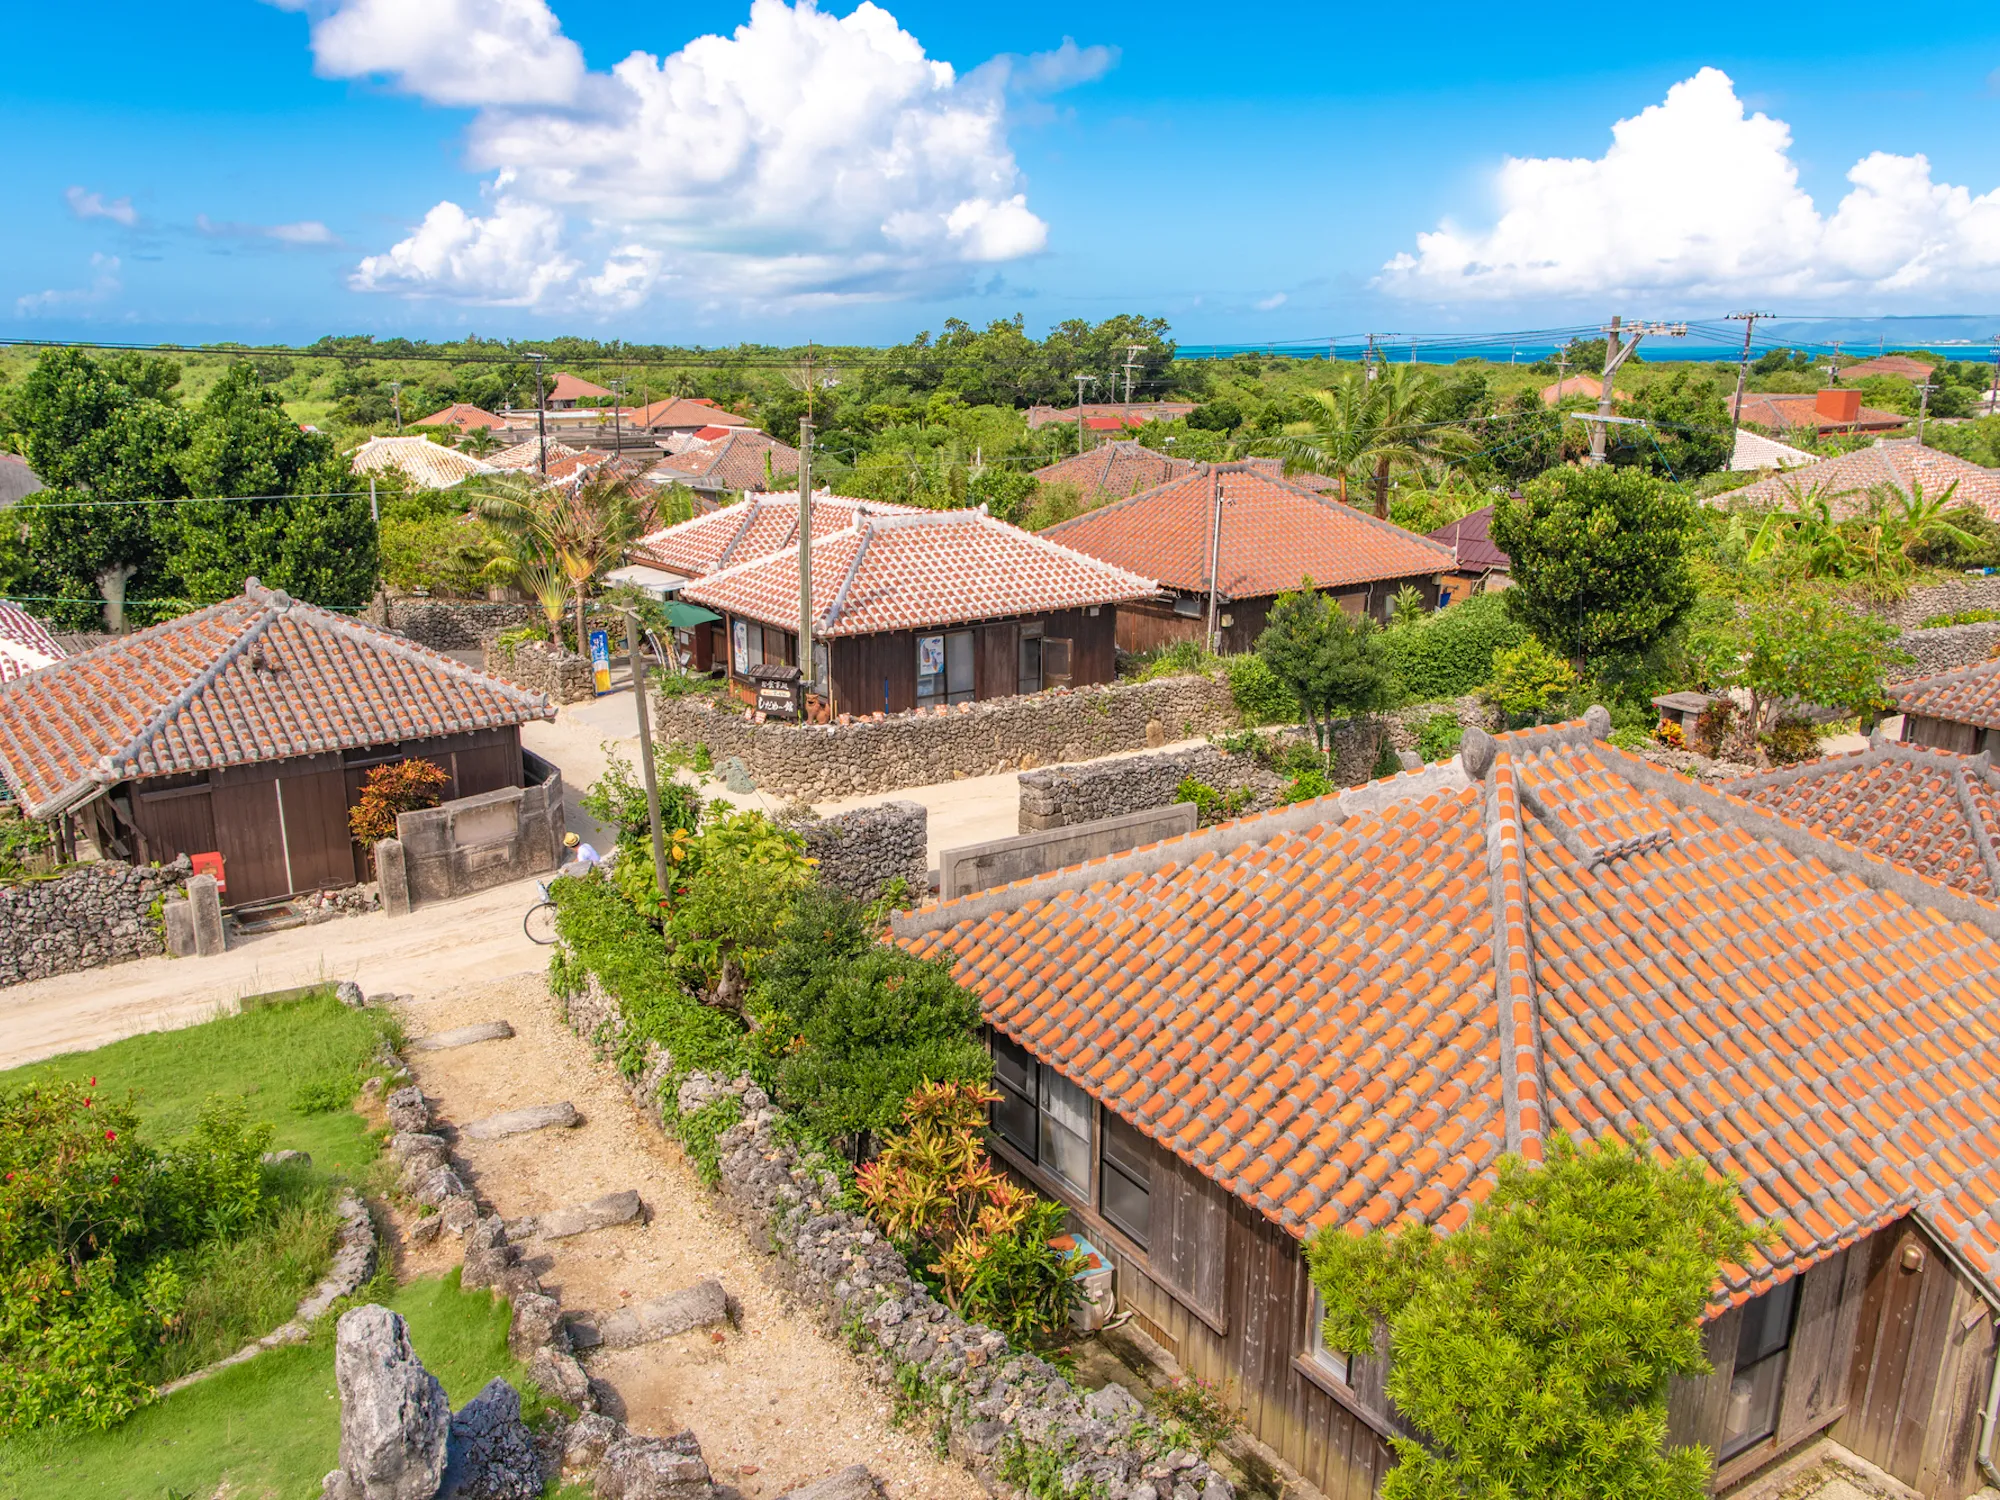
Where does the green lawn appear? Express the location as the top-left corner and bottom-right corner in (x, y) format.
(0, 1274), (547, 1500)
(0, 987), (402, 1176)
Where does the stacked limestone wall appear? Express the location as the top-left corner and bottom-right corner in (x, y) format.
(480, 639), (594, 704)
(793, 801), (929, 900)
(0, 857), (192, 987)
(364, 592), (536, 650)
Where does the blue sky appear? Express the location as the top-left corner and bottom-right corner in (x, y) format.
(4, 0), (1998, 345)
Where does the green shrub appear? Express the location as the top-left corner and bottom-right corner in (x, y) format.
(1761, 716), (1821, 766)
(673, 1095), (743, 1187)
(748, 887), (989, 1152)
(0, 811), (52, 881)
(1488, 639), (1579, 724)
(1919, 607), (2000, 628)
(377, 511), (513, 597)
(1155, 1374), (1240, 1456)
(1372, 736), (1404, 779)
(1279, 769), (1333, 804)
(1378, 593), (1527, 702)
(1223, 654), (1301, 726)
(1416, 714), (1465, 763)
(1132, 641), (1220, 681)
(1606, 727), (1651, 752)
(1173, 776), (1252, 827)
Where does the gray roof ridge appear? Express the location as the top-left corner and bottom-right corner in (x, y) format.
(1485, 750), (1547, 1159)
(713, 491), (764, 571)
(299, 594), (554, 721)
(1892, 654), (2000, 696)
(820, 514), (875, 629)
(1948, 760), (2000, 897)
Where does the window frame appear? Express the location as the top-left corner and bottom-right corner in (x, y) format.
(986, 1032), (1089, 1198)
(1719, 1278), (1799, 1460)
(1098, 1108), (1152, 1249)
(1303, 1286), (1352, 1387)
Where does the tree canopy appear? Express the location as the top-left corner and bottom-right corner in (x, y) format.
(1308, 1133), (1761, 1500)
(1256, 583), (1396, 756)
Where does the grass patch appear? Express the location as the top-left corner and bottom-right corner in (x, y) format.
(0, 988), (402, 1177)
(0, 1273), (544, 1500)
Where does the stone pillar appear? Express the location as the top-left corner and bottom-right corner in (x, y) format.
(162, 898), (197, 958)
(376, 838), (411, 919)
(187, 874), (225, 957)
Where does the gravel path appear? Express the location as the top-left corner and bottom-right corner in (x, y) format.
(396, 975), (985, 1500)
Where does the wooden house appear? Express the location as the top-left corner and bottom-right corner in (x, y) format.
(1042, 463), (1456, 654)
(679, 507), (1158, 717)
(894, 716), (2000, 1500)
(0, 579), (554, 907)
(1894, 659), (2000, 756)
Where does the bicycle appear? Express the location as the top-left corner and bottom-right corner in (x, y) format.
(524, 882), (560, 945)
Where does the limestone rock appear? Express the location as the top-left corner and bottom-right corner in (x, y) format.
(263, 1148), (312, 1169)
(460, 1216), (516, 1291)
(333, 1305), (449, 1500)
(410, 1021), (516, 1052)
(408, 1212), (444, 1248)
(774, 1464), (886, 1500)
(321, 1470), (363, 1500)
(440, 1197), (479, 1236)
(594, 1430), (714, 1499)
(385, 1087), (433, 1134)
(411, 1165), (467, 1208)
(562, 1412), (621, 1474)
(509, 1291), (564, 1358)
(389, 1131), (446, 1160)
(573, 1278), (729, 1350)
(438, 1379), (542, 1500)
(335, 980), (367, 1008)
(527, 1346), (594, 1411)
(509, 1190), (642, 1244)
(1085, 1383), (1144, 1421)
(463, 1102), (580, 1140)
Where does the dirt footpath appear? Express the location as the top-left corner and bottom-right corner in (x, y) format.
(396, 976), (984, 1500)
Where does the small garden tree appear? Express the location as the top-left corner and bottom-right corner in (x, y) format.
(1491, 466), (1698, 667)
(1308, 1133), (1761, 1500)
(1256, 581), (1396, 763)
(1695, 593), (1906, 752)
(1487, 638), (1578, 724)
(347, 758), (451, 846)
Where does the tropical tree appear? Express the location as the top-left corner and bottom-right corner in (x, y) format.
(1270, 366), (1472, 517)
(1255, 582), (1397, 761)
(477, 470), (646, 652)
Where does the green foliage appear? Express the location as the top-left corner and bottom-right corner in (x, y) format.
(1722, 593), (1907, 738)
(1173, 776), (1253, 827)
(1371, 735), (1404, 779)
(1376, 592), (1527, 703)
(1487, 639), (1579, 723)
(663, 810), (813, 1003)
(1222, 653), (1301, 726)
(346, 757), (451, 846)
(1278, 769), (1333, 804)
(1256, 583), (1396, 756)
(1131, 640), (1221, 681)
(1307, 1133), (1763, 1500)
(377, 509), (514, 596)
(1415, 714), (1465, 763)
(1491, 466), (1699, 664)
(1154, 1375), (1240, 1456)
(951, 1196), (1079, 1349)
(1920, 606), (2000, 628)
(1621, 368), (1732, 478)
(0, 810), (53, 881)
(1760, 716), (1821, 766)
(748, 887), (990, 1151)
(581, 749), (703, 851)
(673, 1095), (743, 1187)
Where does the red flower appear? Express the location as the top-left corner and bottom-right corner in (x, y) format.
(88, 1076), (96, 1087)
(104, 1129), (116, 1142)
(110, 1175), (120, 1184)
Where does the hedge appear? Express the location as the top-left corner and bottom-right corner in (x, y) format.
(1380, 593), (1526, 703)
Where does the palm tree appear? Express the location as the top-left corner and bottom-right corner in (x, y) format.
(1265, 365), (1471, 518)
(477, 471), (646, 653)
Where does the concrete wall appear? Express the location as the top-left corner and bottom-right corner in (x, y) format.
(794, 801), (929, 903)
(390, 761), (564, 909)
(480, 638), (596, 705)
(945, 804), (1198, 898)
(651, 673), (1238, 801)
(0, 856), (192, 987)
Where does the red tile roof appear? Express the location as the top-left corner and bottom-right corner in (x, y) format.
(487, 438), (588, 473)
(0, 580), (553, 818)
(649, 430), (801, 492)
(349, 436), (497, 490)
(1426, 505), (1510, 573)
(1894, 657), (2000, 732)
(548, 373), (613, 404)
(1026, 402), (1198, 430)
(1735, 392), (1907, 434)
(1836, 356), (1935, 381)
(1719, 441), (2000, 524)
(1032, 442), (1194, 504)
(622, 396), (753, 430)
(895, 716), (2000, 1305)
(681, 509), (1160, 638)
(1042, 463), (1456, 598)
(1727, 741), (2000, 899)
(413, 402), (504, 431)
(1540, 375), (1627, 405)
(0, 602), (63, 684)
(633, 493), (921, 580)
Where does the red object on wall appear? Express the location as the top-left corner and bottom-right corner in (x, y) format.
(1815, 388), (1863, 423)
(191, 850), (226, 892)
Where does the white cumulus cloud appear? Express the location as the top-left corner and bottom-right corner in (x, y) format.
(1381, 67), (2000, 302)
(17, 254), (122, 315)
(267, 0), (585, 106)
(66, 187), (138, 227)
(279, 0), (1095, 309)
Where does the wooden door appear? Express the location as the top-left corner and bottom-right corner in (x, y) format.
(131, 779), (217, 865)
(209, 766), (288, 905)
(975, 624), (1017, 700)
(1841, 1223), (1959, 1487)
(276, 756), (355, 894)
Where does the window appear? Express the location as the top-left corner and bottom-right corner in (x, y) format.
(1171, 596), (1203, 618)
(1018, 624), (1043, 695)
(1721, 1278), (1797, 1459)
(1044, 636), (1073, 686)
(989, 1034), (1089, 1195)
(1304, 1288), (1351, 1385)
(1099, 1110), (1151, 1247)
(917, 629), (975, 705)
(762, 626), (795, 667)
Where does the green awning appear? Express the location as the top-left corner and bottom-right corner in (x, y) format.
(660, 601), (720, 629)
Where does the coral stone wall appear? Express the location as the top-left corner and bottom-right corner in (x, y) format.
(0, 856), (192, 987)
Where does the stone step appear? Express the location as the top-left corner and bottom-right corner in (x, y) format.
(504, 1189), (643, 1244)
(409, 1021), (516, 1053)
(567, 1278), (731, 1351)
(462, 1102), (580, 1141)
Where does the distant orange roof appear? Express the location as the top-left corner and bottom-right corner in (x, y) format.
(624, 396), (754, 430)
(1837, 355), (1935, 382)
(1895, 658), (2000, 734)
(1718, 440), (2000, 523)
(548, 373), (613, 404)
(1539, 375), (1628, 405)
(1033, 441), (1193, 504)
(414, 402), (504, 432)
(634, 493), (920, 579)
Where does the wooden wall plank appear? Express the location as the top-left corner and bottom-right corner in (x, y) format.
(1890, 1243), (1961, 1483)
(1917, 1280), (1994, 1499)
(1778, 1252), (1851, 1444)
(1666, 1307), (1741, 1463)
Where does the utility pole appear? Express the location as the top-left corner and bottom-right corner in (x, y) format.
(609, 378), (624, 451)
(1203, 464), (1225, 653)
(1828, 342), (1844, 385)
(1726, 311), (1774, 435)
(1364, 334), (1378, 381)
(1073, 373), (1096, 454)
(624, 611), (670, 914)
(797, 417), (815, 695)
(1915, 380), (1935, 444)
(1988, 336), (2000, 416)
(1121, 342), (1144, 404)
(1585, 316), (1686, 465)
(388, 381), (403, 431)
(528, 353), (548, 478)
(369, 477), (378, 525)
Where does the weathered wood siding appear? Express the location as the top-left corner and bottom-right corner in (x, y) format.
(1903, 715), (1988, 756)
(1114, 577), (1440, 656)
(823, 607), (1120, 719)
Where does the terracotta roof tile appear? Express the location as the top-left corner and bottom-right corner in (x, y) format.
(1043, 464), (1455, 598)
(0, 602), (63, 685)
(0, 581), (552, 817)
(634, 493), (920, 580)
(895, 720), (2000, 1305)
(485, 438), (588, 473)
(648, 430), (800, 492)
(1719, 441), (2000, 524)
(1032, 442), (1194, 504)
(682, 508), (1159, 637)
(412, 402), (503, 432)
(622, 396), (753, 430)
(349, 435), (497, 490)
(1894, 657), (2000, 732)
